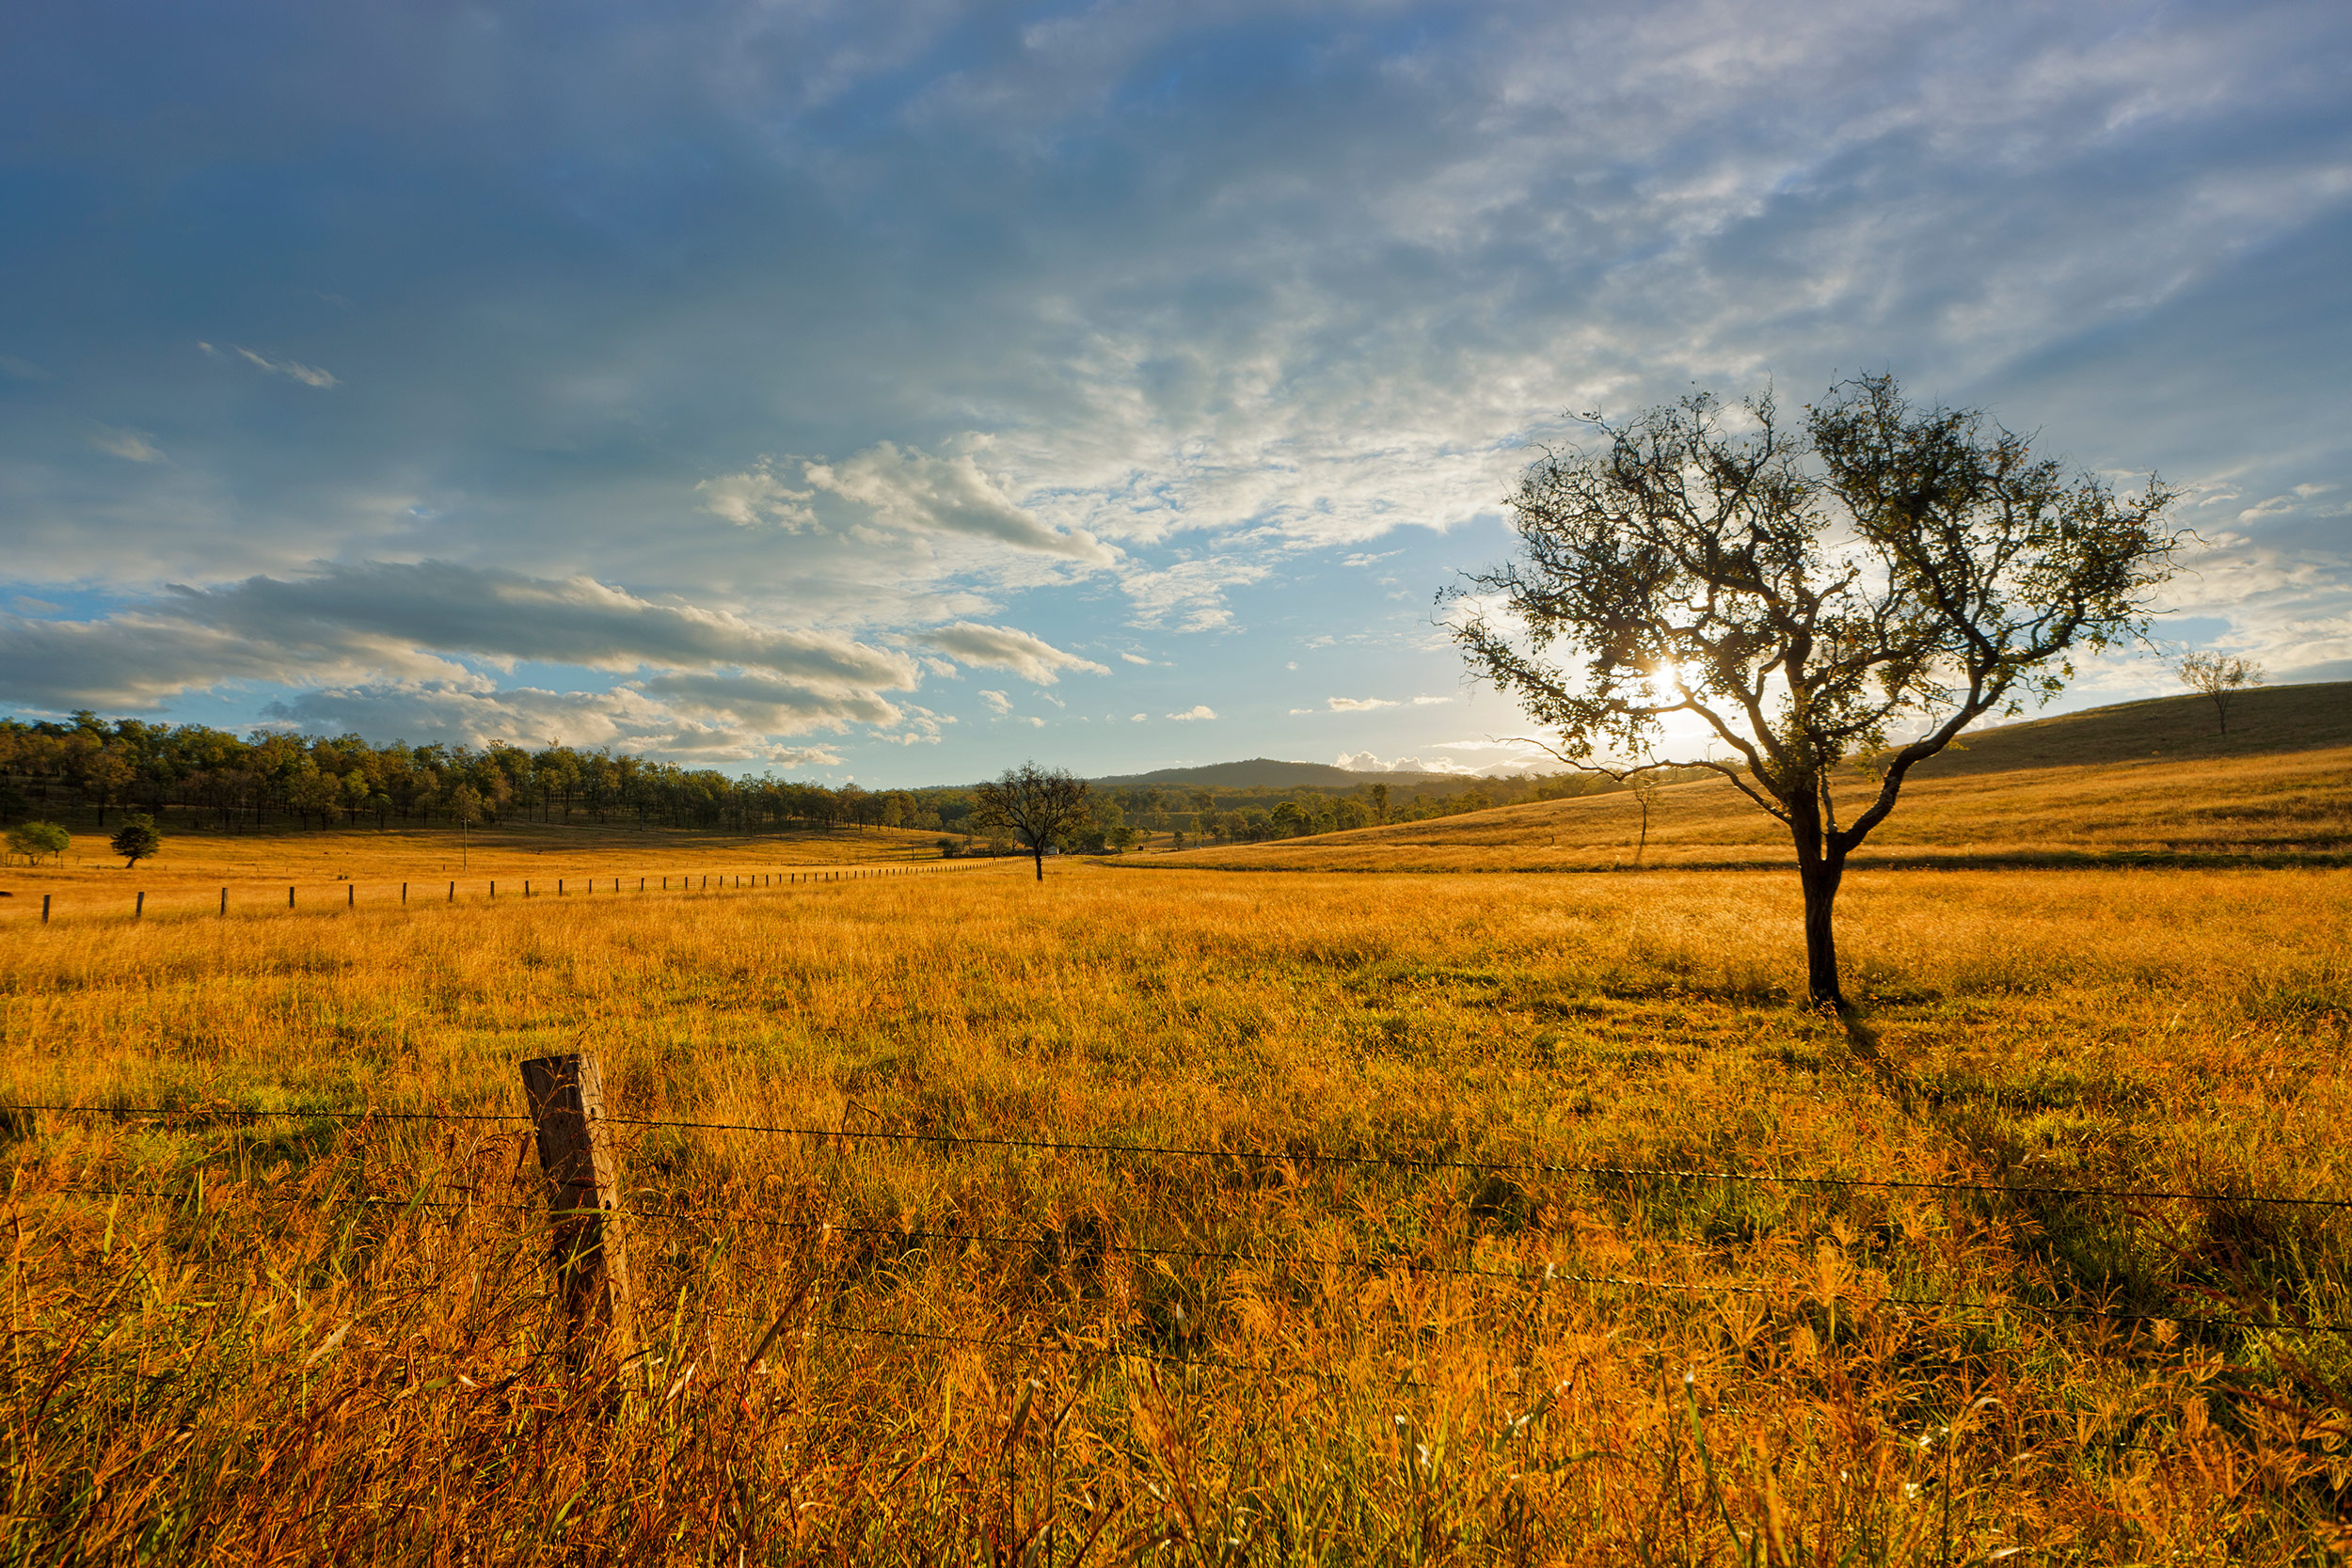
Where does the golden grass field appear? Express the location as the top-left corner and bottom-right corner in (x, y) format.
(0, 818), (972, 926)
(6, 761), (2352, 1562)
(1156, 743), (2352, 874)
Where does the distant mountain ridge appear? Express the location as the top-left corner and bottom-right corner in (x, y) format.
(1088, 757), (1494, 790)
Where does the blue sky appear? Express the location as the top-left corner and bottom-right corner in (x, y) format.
(3, 0), (2347, 786)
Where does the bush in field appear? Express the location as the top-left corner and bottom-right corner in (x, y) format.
(109, 813), (162, 869)
(7, 820), (70, 865)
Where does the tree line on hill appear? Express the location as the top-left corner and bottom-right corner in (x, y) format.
(0, 710), (1697, 854)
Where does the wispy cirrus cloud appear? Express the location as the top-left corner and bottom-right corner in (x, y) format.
(198, 341), (338, 388)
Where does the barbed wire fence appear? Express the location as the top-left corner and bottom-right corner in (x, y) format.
(13, 1055), (2352, 1386)
(14, 853), (1029, 924)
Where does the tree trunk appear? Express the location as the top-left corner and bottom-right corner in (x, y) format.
(1032, 847), (1045, 881)
(1800, 856), (1845, 1009)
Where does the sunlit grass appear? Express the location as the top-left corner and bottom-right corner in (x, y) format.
(5, 843), (2351, 1560)
(1162, 744), (2352, 872)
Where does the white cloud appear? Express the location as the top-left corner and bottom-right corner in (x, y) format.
(1165, 705), (1216, 721)
(1129, 712), (1147, 721)
(977, 688), (1012, 714)
(87, 426), (163, 463)
(1119, 557), (1272, 632)
(918, 621), (1110, 683)
(260, 677), (849, 766)
(199, 341), (338, 388)
(803, 440), (1115, 562)
(0, 562), (919, 735)
(695, 458), (816, 529)
(1291, 695), (1399, 714)
(1120, 651), (1153, 665)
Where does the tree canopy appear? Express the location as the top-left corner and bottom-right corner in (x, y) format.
(971, 762), (1094, 882)
(109, 813), (161, 869)
(1447, 373), (2179, 1006)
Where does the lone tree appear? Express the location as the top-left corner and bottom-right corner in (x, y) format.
(110, 812), (162, 869)
(1446, 374), (2178, 1008)
(2176, 651), (2265, 736)
(973, 762), (1093, 881)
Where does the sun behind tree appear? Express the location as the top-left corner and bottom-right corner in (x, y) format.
(1446, 373), (2179, 1009)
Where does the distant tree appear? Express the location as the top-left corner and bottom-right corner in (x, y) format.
(972, 762), (1093, 882)
(110, 812), (162, 869)
(1369, 782), (1391, 823)
(2176, 651), (2265, 736)
(448, 783), (485, 868)
(7, 820), (70, 865)
(1448, 374), (2178, 1008)
(1112, 825), (1139, 853)
(1629, 771), (1661, 867)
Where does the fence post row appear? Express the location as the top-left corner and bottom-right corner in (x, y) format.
(520, 1053), (638, 1375)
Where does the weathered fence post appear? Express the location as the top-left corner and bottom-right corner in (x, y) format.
(288, 885), (295, 909)
(520, 1053), (638, 1374)
(42, 894), (52, 923)
(347, 884), (355, 909)
(135, 891), (145, 918)
(219, 887), (227, 917)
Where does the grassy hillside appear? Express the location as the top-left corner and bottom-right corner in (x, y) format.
(1147, 684), (2352, 873)
(1913, 679), (2352, 775)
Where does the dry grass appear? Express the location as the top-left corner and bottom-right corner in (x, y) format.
(1155, 745), (2352, 874)
(0, 818), (968, 926)
(6, 835), (2352, 1560)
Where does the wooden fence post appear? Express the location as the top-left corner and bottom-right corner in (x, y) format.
(288, 885), (295, 909)
(520, 1053), (638, 1373)
(219, 887), (227, 917)
(347, 884), (355, 909)
(41, 895), (50, 923)
(135, 891), (145, 918)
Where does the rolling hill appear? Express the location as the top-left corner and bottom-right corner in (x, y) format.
(1124, 682), (2352, 873)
